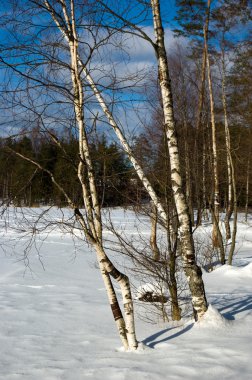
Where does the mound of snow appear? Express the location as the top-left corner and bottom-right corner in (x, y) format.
(212, 263), (252, 278)
(240, 262), (252, 276)
(196, 305), (232, 329)
(116, 342), (151, 354)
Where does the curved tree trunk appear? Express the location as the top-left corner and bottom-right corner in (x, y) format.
(98, 262), (129, 350)
(95, 244), (138, 350)
(43, 0), (138, 350)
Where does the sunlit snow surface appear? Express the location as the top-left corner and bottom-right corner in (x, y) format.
(0, 207), (252, 380)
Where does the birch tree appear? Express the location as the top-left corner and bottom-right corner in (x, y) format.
(74, 0), (208, 320)
(213, 0), (251, 259)
(245, 159), (250, 223)
(1, 0), (208, 322)
(0, 0), (138, 350)
(150, 0), (207, 319)
(174, 0), (208, 226)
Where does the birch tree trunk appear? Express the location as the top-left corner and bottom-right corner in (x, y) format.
(9, 145), (132, 349)
(227, 154), (238, 265)
(98, 262), (128, 350)
(150, 0), (208, 320)
(206, 49), (223, 254)
(204, 4), (219, 247)
(163, 134), (181, 321)
(195, 44), (207, 227)
(168, 247), (181, 321)
(202, 133), (209, 221)
(184, 120), (194, 226)
(94, 244), (138, 350)
(150, 202), (161, 261)
(245, 159), (250, 223)
(43, 0), (138, 350)
(67, 1), (138, 350)
(82, 64), (170, 226)
(204, 1), (224, 263)
(221, 49), (233, 241)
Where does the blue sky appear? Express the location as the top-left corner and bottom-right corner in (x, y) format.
(0, 0), (250, 140)
(0, 0), (180, 138)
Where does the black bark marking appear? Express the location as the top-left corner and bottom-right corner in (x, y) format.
(111, 303), (123, 321)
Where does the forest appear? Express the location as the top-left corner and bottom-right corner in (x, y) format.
(0, 0), (251, 354)
(0, 1), (251, 215)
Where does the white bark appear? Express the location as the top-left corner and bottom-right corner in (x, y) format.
(202, 136), (209, 221)
(184, 120), (194, 225)
(221, 50), (233, 241)
(43, 0), (170, 231)
(97, 261), (128, 350)
(195, 43), (207, 226)
(204, 1), (224, 261)
(245, 159), (250, 223)
(82, 67), (169, 225)
(227, 152), (238, 265)
(43, 0), (138, 350)
(206, 47), (220, 247)
(150, 0), (208, 320)
(205, 48), (219, 244)
(150, 202), (160, 261)
(94, 244), (138, 350)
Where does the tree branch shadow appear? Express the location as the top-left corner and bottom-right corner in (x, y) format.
(216, 295), (252, 320)
(142, 323), (194, 349)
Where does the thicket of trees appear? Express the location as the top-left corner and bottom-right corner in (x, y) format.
(0, 133), (134, 207)
(0, 0), (251, 349)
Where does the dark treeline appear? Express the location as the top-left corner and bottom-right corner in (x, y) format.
(0, 133), (135, 208)
(134, 120), (252, 211)
(1, 115), (251, 211)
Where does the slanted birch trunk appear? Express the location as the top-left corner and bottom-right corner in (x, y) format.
(82, 65), (170, 226)
(9, 146), (131, 348)
(150, 0), (208, 320)
(93, 244), (137, 350)
(98, 262), (128, 349)
(43, 0), (138, 350)
(43, 0), (183, 325)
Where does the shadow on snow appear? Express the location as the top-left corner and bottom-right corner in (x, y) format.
(142, 323), (194, 349)
(216, 295), (252, 320)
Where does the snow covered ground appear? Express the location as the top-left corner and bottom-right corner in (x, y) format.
(0, 207), (252, 380)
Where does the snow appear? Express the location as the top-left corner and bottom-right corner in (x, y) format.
(195, 304), (232, 329)
(0, 207), (252, 379)
(136, 283), (163, 298)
